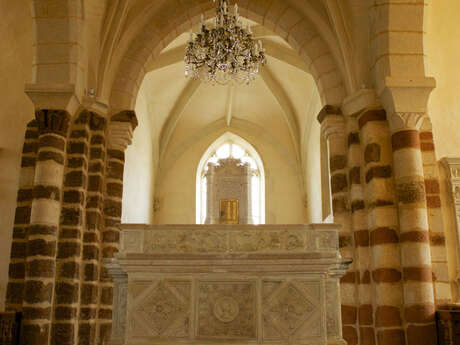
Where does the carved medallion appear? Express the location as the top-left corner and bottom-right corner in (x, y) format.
(197, 281), (256, 339)
(213, 296), (240, 322)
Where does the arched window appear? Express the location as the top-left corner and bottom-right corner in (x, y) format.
(196, 133), (265, 224)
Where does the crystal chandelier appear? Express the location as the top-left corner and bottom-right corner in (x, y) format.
(185, 0), (266, 85)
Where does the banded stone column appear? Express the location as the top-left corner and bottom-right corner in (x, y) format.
(51, 111), (91, 345)
(6, 120), (39, 312)
(419, 119), (451, 304)
(78, 113), (106, 345)
(98, 111), (137, 345)
(358, 108), (405, 345)
(347, 116), (374, 345)
(388, 111), (436, 345)
(318, 106), (357, 345)
(22, 110), (70, 345)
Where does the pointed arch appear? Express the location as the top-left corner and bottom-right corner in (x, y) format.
(195, 132), (265, 224)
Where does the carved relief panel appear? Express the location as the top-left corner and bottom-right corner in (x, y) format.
(124, 278), (327, 345)
(197, 281), (256, 339)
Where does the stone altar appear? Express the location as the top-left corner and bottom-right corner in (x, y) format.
(105, 224), (350, 345)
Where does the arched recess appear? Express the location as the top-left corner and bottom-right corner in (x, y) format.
(195, 132), (266, 224)
(30, 0), (85, 96)
(104, 0), (349, 114)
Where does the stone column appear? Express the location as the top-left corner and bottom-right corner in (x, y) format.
(318, 106), (357, 345)
(98, 111), (137, 345)
(51, 111), (91, 345)
(6, 120), (39, 312)
(22, 109), (70, 345)
(358, 108), (405, 345)
(78, 112), (107, 345)
(346, 116), (374, 345)
(382, 79), (437, 345)
(419, 119), (450, 304)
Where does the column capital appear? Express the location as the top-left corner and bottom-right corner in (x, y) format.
(26, 83), (81, 116)
(317, 106), (345, 140)
(379, 76), (436, 133)
(108, 110), (138, 150)
(35, 109), (71, 137)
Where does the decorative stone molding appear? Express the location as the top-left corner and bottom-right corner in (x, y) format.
(317, 106), (345, 140)
(387, 111), (426, 133)
(108, 110), (138, 150)
(119, 224), (340, 255)
(25, 83), (81, 116)
(108, 121), (134, 150)
(379, 76), (436, 132)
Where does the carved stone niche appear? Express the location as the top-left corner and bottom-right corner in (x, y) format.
(205, 158), (254, 224)
(442, 158), (460, 298)
(106, 223), (350, 345)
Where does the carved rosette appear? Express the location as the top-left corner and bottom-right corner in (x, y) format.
(197, 282), (256, 339)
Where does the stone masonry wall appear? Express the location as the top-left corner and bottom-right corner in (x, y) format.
(319, 106), (450, 345)
(5, 109), (137, 345)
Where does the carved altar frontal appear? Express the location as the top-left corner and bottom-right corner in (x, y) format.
(106, 224), (350, 345)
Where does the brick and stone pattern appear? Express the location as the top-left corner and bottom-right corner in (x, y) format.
(23, 110), (70, 345)
(79, 113), (107, 345)
(419, 118), (451, 304)
(318, 106), (357, 345)
(6, 120), (39, 312)
(390, 115), (437, 345)
(347, 116), (374, 345)
(51, 111), (92, 345)
(98, 111), (137, 345)
(359, 109), (405, 345)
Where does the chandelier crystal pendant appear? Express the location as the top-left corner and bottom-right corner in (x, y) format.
(185, 0), (266, 85)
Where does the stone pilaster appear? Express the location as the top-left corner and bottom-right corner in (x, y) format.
(97, 111), (137, 345)
(103, 259), (128, 345)
(6, 120), (39, 312)
(318, 106), (357, 345)
(382, 78), (437, 345)
(22, 109), (70, 345)
(358, 108), (405, 345)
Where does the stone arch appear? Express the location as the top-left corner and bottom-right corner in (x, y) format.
(107, 0), (348, 114)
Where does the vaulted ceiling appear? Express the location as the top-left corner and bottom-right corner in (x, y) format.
(136, 21), (321, 165)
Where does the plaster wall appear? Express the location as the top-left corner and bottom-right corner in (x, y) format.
(154, 129), (305, 224)
(122, 88), (155, 223)
(425, 0), (460, 158)
(0, 0), (33, 310)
